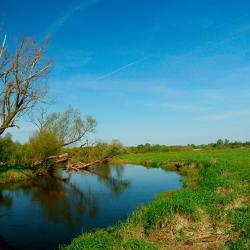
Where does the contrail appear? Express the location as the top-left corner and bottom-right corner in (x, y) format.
(94, 57), (147, 82)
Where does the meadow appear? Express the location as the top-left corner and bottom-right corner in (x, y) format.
(62, 148), (250, 249)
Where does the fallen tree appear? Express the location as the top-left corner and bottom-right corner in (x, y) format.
(66, 158), (109, 171)
(31, 153), (69, 167)
(31, 152), (110, 174)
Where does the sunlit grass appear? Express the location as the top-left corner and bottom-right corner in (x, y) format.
(60, 148), (249, 249)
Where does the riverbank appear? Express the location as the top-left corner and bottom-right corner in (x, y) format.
(62, 148), (250, 249)
(0, 166), (33, 185)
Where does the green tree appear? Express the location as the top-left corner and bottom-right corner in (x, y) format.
(102, 139), (125, 158)
(28, 131), (61, 161)
(216, 139), (224, 145)
(37, 106), (97, 147)
(0, 133), (14, 162)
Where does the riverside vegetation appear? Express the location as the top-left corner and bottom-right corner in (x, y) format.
(61, 148), (250, 250)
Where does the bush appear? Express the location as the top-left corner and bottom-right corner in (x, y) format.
(28, 131), (61, 161)
(0, 133), (29, 166)
(67, 139), (125, 163)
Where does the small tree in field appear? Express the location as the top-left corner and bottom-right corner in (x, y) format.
(0, 33), (51, 135)
(216, 139), (224, 146)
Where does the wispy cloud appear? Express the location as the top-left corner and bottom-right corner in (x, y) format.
(51, 76), (194, 100)
(132, 100), (198, 111)
(51, 72), (250, 105)
(94, 57), (148, 82)
(55, 49), (93, 72)
(197, 111), (250, 122)
(46, 0), (100, 35)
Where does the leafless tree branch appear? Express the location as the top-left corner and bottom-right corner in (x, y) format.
(0, 33), (52, 135)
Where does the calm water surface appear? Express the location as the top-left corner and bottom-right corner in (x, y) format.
(0, 164), (182, 250)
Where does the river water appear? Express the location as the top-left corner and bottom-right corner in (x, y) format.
(0, 164), (182, 250)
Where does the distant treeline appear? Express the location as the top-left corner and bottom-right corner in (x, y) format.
(126, 139), (250, 153)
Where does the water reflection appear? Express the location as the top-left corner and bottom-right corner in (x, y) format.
(0, 192), (12, 209)
(0, 164), (182, 250)
(0, 165), (131, 229)
(94, 165), (130, 195)
(30, 176), (87, 228)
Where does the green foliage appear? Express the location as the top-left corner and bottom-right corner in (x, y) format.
(101, 139), (125, 158)
(228, 239), (249, 250)
(61, 230), (117, 250)
(67, 139), (125, 163)
(216, 139), (224, 145)
(0, 133), (29, 166)
(61, 229), (157, 250)
(126, 140), (250, 154)
(228, 207), (250, 242)
(144, 189), (200, 230)
(28, 131), (61, 161)
(42, 106), (97, 146)
(122, 238), (157, 250)
(0, 133), (13, 162)
(128, 143), (193, 153)
(0, 169), (33, 184)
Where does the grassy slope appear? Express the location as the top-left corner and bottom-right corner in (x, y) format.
(62, 148), (250, 250)
(0, 167), (32, 184)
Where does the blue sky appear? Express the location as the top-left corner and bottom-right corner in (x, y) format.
(1, 0), (250, 145)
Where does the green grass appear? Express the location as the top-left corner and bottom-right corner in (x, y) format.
(0, 168), (33, 184)
(60, 148), (249, 249)
(60, 229), (158, 250)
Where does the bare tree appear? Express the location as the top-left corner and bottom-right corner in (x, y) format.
(29, 107), (49, 133)
(0, 33), (51, 135)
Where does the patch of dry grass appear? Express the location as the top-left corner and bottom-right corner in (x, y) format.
(148, 210), (233, 250)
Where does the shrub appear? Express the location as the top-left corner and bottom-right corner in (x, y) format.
(28, 131), (61, 161)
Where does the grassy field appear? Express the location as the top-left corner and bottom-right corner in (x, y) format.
(60, 148), (248, 249)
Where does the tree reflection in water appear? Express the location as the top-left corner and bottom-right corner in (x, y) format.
(0, 165), (131, 229)
(94, 165), (130, 195)
(0, 191), (12, 209)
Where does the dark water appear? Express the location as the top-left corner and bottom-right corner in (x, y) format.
(0, 164), (182, 250)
